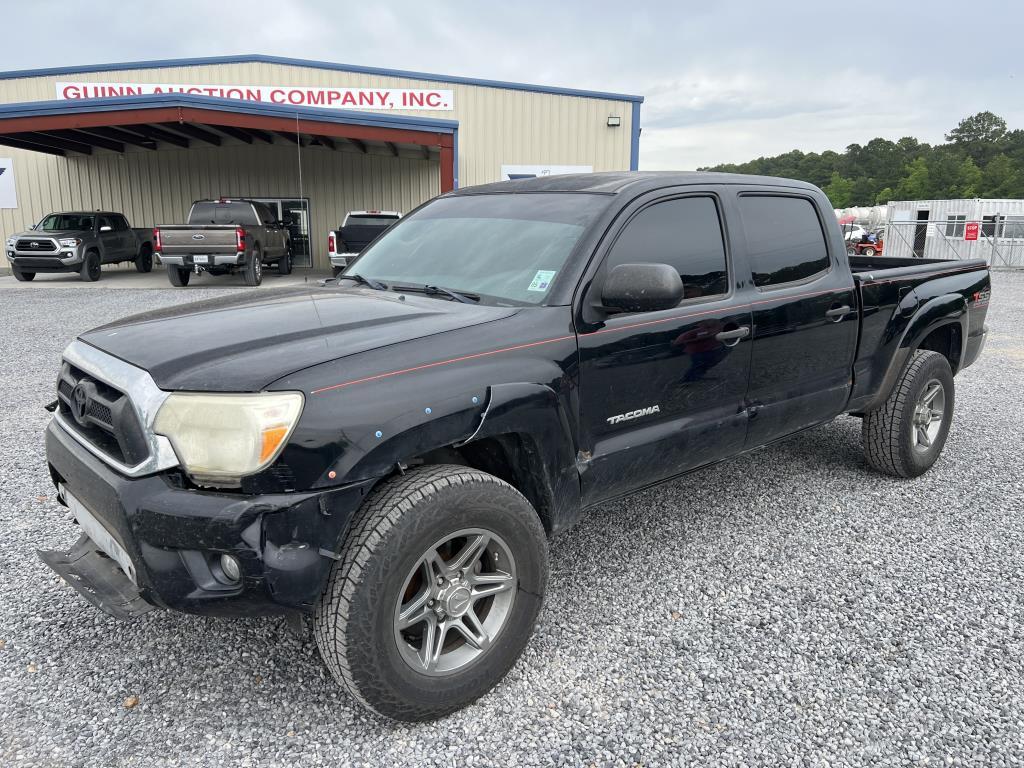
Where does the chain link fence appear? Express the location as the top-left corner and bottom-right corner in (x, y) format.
(876, 217), (1024, 267)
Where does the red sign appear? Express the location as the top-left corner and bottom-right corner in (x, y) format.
(964, 222), (980, 241)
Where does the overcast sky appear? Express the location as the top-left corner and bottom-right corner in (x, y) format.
(3, 0), (1022, 169)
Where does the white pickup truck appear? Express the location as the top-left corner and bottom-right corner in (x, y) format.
(328, 210), (401, 276)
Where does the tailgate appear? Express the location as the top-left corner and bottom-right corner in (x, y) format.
(158, 225), (239, 254)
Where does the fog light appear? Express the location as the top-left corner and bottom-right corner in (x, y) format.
(219, 553), (242, 582)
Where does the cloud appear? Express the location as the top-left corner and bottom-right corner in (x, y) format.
(2, 0), (1023, 172)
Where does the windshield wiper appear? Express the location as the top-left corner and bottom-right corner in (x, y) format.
(337, 273), (388, 291)
(393, 284), (480, 304)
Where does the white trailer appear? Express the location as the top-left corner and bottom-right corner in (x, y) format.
(884, 198), (1024, 267)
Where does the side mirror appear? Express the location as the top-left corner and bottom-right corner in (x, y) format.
(600, 263), (683, 313)
(100, 225), (112, 232)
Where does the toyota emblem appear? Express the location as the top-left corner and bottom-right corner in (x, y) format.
(192, 234), (206, 241)
(72, 384), (89, 423)
(30, 241), (39, 248)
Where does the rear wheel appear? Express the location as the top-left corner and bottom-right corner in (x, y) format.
(243, 246), (263, 286)
(314, 465), (548, 721)
(278, 245), (293, 275)
(12, 269), (35, 282)
(863, 246), (876, 256)
(80, 251), (101, 282)
(332, 266), (343, 278)
(135, 244), (153, 273)
(167, 265), (191, 287)
(862, 350), (954, 477)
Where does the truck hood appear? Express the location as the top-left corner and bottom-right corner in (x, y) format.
(79, 286), (519, 391)
(11, 229), (84, 239)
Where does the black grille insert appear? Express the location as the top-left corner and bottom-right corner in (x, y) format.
(16, 238), (57, 252)
(55, 362), (149, 466)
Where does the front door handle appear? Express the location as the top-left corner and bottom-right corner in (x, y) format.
(715, 326), (750, 346)
(825, 305), (852, 320)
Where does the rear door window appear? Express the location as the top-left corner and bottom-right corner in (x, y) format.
(604, 196), (729, 301)
(737, 195), (830, 288)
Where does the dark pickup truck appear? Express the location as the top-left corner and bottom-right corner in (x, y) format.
(39, 172), (989, 722)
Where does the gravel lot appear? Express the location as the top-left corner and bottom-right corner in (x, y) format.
(1, 272), (1022, 767)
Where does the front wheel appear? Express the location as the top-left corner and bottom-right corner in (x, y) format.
(80, 251), (101, 282)
(314, 465), (548, 721)
(862, 349), (954, 477)
(278, 246), (293, 275)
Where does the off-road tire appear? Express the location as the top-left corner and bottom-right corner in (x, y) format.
(314, 464), (548, 722)
(80, 251), (101, 282)
(12, 269), (35, 281)
(863, 246), (877, 257)
(135, 244), (153, 273)
(243, 246), (263, 286)
(862, 349), (954, 477)
(278, 245), (293, 275)
(167, 265), (191, 287)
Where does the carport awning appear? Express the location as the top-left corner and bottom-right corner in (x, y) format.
(0, 93), (459, 191)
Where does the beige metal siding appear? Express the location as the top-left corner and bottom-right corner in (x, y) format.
(0, 61), (636, 269)
(1, 142), (437, 269)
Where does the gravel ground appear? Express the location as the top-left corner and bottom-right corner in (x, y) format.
(1, 272), (1022, 767)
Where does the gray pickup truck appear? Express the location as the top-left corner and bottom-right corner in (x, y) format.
(155, 199), (293, 287)
(5, 211), (154, 282)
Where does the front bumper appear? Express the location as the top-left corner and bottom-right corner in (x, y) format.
(8, 250), (83, 271)
(41, 418), (374, 619)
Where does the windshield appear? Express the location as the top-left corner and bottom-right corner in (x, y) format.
(38, 214), (95, 231)
(347, 193), (607, 305)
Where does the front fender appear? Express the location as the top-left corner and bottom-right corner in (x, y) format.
(861, 292), (966, 412)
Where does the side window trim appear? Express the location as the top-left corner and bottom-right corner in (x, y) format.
(737, 191), (833, 292)
(599, 191), (733, 309)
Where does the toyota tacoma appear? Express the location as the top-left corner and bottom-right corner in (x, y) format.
(39, 172), (990, 721)
(6, 211), (153, 282)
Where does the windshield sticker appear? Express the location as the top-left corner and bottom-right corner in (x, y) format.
(528, 270), (557, 292)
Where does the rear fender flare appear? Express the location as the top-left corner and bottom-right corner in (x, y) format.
(863, 292), (966, 412)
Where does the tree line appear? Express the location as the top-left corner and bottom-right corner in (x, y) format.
(700, 112), (1024, 207)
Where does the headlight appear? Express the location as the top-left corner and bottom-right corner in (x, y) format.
(59, 238), (81, 248)
(5, 238), (14, 247)
(154, 392), (304, 486)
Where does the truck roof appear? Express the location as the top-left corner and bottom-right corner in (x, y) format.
(47, 210), (121, 216)
(455, 171), (821, 196)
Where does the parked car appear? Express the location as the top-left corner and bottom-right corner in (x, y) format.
(5, 211), (153, 282)
(154, 198), (293, 287)
(38, 172), (989, 721)
(328, 210), (400, 276)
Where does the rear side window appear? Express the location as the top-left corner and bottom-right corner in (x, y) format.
(605, 196), (729, 300)
(738, 196), (830, 288)
(346, 215), (400, 227)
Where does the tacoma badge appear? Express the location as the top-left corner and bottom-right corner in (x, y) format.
(606, 405), (661, 425)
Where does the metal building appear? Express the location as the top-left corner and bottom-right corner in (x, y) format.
(0, 55), (643, 270)
(884, 198), (1024, 267)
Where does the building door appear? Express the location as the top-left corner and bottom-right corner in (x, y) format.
(253, 198), (312, 267)
(913, 209), (929, 257)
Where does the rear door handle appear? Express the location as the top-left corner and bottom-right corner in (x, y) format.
(715, 326), (750, 345)
(825, 305), (852, 320)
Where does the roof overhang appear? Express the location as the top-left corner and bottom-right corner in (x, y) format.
(0, 92), (460, 189)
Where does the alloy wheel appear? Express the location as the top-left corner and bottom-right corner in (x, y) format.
(911, 379), (945, 452)
(393, 528), (516, 676)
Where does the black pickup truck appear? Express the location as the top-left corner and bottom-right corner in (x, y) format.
(39, 172), (989, 721)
